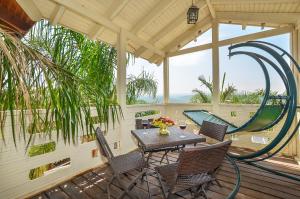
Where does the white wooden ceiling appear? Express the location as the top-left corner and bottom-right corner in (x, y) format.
(17, 0), (300, 64)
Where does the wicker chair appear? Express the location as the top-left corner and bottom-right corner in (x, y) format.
(200, 120), (228, 142)
(155, 140), (232, 199)
(95, 127), (150, 199)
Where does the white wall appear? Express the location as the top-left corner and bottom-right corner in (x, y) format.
(0, 103), (298, 198)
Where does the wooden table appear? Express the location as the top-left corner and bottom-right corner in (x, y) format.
(131, 126), (206, 151)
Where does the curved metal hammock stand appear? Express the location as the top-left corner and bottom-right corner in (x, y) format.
(184, 41), (300, 198)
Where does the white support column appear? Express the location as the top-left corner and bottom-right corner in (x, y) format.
(212, 20), (220, 112)
(291, 28), (300, 163)
(116, 29), (127, 109)
(163, 57), (170, 104)
(116, 28), (128, 154)
(297, 28), (300, 163)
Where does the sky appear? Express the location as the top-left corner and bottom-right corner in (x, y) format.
(127, 24), (290, 97)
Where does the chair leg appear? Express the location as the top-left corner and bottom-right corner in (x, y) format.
(201, 184), (208, 199)
(160, 150), (170, 164)
(115, 175), (138, 199)
(144, 171), (151, 199)
(146, 152), (152, 164)
(106, 176), (114, 199)
(156, 171), (168, 199)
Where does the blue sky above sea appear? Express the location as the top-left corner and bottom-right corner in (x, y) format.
(127, 24), (290, 100)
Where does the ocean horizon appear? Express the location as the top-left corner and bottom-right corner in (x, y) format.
(139, 94), (194, 103)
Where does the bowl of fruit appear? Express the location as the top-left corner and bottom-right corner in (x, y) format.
(152, 117), (175, 135)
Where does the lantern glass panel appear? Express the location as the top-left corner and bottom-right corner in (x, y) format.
(187, 6), (199, 24)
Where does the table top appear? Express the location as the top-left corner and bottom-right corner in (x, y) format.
(131, 127), (206, 150)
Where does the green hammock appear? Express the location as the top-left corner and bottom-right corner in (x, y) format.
(183, 105), (284, 133)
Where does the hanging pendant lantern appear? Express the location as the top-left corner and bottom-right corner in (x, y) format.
(187, 0), (199, 24)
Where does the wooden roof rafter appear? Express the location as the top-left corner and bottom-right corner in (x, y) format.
(50, 5), (65, 25)
(0, 0), (36, 35)
(133, 0), (207, 58)
(131, 0), (177, 35)
(206, 0), (216, 19)
(89, 0), (130, 40)
(216, 12), (300, 25)
(46, 0), (164, 57)
(164, 16), (213, 53)
(15, 0), (300, 63)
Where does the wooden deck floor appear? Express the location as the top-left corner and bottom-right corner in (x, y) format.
(30, 150), (300, 199)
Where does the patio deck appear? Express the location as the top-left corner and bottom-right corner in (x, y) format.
(30, 149), (300, 199)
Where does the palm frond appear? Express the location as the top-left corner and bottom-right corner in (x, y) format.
(197, 75), (213, 94)
(0, 22), (121, 148)
(126, 70), (157, 105)
(220, 85), (237, 102)
(191, 89), (210, 103)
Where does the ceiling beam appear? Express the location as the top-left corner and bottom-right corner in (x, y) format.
(168, 43), (212, 57)
(133, 0), (207, 58)
(50, 5), (65, 25)
(94, 0), (130, 39)
(51, 0), (120, 32)
(131, 0), (176, 35)
(149, 0), (207, 45)
(126, 31), (165, 57)
(49, 0), (164, 57)
(168, 25), (294, 57)
(88, 24), (102, 40)
(106, 0), (130, 20)
(212, 0), (300, 4)
(216, 12), (300, 25)
(206, 0), (216, 18)
(163, 16), (212, 53)
(134, 46), (147, 57)
(218, 25), (293, 46)
(16, 0), (42, 21)
(99, 0), (130, 34)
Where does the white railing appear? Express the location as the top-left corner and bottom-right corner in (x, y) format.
(0, 103), (298, 198)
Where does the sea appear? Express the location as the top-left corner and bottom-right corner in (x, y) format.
(139, 94), (194, 103)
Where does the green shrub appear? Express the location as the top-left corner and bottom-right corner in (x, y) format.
(28, 142), (56, 157)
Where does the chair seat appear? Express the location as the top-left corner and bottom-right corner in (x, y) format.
(184, 142), (211, 149)
(111, 150), (145, 174)
(155, 163), (212, 194)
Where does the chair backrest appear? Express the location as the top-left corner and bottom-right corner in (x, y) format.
(135, 119), (143, 129)
(96, 127), (114, 159)
(200, 120), (228, 141)
(177, 140), (232, 176)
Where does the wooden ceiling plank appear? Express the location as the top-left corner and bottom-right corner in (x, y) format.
(96, 0), (130, 38)
(211, 0), (300, 4)
(88, 24), (102, 40)
(106, 0), (130, 20)
(50, 5), (65, 25)
(133, 0), (208, 59)
(163, 16), (212, 53)
(126, 31), (165, 57)
(131, 0), (177, 35)
(206, 0), (216, 18)
(16, 0), (42, 21)
(49, 0), (164, 57)
(50, 0), (120, 32)
(134, 46), (147, 57)
(216, 12), (300, 24)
